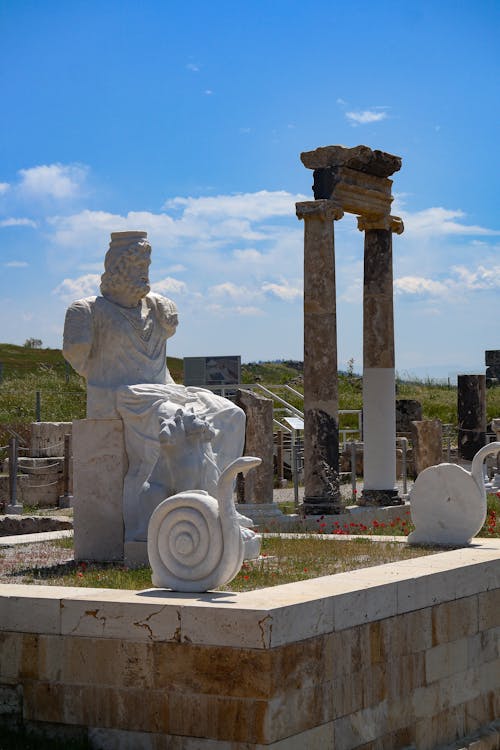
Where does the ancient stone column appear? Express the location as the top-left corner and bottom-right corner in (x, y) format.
(296, 199), (343, 514)
(358, 214), (404, 506)
(457, 374), (486, 460)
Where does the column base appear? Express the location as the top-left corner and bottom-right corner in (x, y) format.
(301, 496), (343, 516)
(358, 489), (403, 507)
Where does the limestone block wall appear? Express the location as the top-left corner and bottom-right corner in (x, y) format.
(0, 541), (499, 750)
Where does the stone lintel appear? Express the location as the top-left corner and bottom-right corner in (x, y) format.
(301, 144), (402, 178)
(358, 214), (404, 234)
(295, 200), (343, 222)
(311, 166), (394, 217)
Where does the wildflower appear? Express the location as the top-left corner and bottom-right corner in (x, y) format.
(303, 567), (308, 572)
(244, 575), (249, 580)
(77, 572), (83, 578)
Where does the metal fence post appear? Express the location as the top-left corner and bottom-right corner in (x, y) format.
(35, 390), (41, 422)
(59, 433), (73, 508)
(350, 441), (357, 502)
(292, 433), (299, 508)
(400, 437), (408, 496)
(7, 437), (22, 514)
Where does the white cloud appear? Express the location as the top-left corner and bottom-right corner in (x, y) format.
(346, 110), (388, 125)
(18, 163), (88, 199)
(233, 248), (264, 262)
(4, 260), (29, 268)
(0, 217), (37, 228)
(210, 282), (254, 299)
(151, 277), (188, 295)
(204, 89), (213, 95)
(52, 273), (100, 301)
(262, 280), (302, 302)
(164, 190), (306, 221)
(186, 63), (199, 72)
(0, 182), (10, 194)
(395, 262), (500, 298)
(401, 207), (500, 236)
(234, 306), (263, 316)
(395, 276), (448, 295)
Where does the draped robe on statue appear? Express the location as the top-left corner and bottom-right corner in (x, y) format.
(63, 292), (245, 541)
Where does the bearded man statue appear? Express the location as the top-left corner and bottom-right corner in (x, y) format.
(63, 231), (246, 542)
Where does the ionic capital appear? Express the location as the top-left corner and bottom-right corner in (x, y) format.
(357, 214), (404, 235)
(296, 200), (344, 223)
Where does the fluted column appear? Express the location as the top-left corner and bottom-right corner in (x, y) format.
(296, 199), (344, 514)
(358, 214), (404, 506)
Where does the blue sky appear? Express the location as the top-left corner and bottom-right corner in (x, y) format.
(1, 0), (498, 378)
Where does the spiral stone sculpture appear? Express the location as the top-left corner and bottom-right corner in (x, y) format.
(147, 455), (262, 592)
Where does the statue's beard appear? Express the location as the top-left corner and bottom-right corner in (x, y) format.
(104, 279), (150, 308)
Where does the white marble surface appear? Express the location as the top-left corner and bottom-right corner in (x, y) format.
(148, 456), (262, 592)
(63, 231), (246, 544)
(408, 442), (500, 546)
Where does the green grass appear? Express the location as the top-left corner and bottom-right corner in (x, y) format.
(6, 534), (440, 592)
(1, 342), (499, 437)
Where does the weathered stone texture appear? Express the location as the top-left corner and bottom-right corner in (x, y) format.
(296, 200), (341, 511)
(458, 374), (487, 460)
(300, 144), (402, 177)
(72, 418), (127, 561)
(235, 389), (274, 504)
(410, 419), (443, 476)
(1, 546), (499, 748)
(30, 422), (72, 458)
(396, 399), (423, 433)
(363, 229), (395, 369)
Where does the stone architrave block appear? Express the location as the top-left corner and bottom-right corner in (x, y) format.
(410, 420), (443, 476)
(72, 418), (127, 561)
(235, 389), (274, 504)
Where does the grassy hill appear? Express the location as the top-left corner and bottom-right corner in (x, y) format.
(1, 343), (499, 429)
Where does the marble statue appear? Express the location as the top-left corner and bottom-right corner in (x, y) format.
(148, 456), (262, 592)
(63, 231), (258, 557)
(408, 442), (500, 546)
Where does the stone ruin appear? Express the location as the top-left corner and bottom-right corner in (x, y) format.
(296, 144), (404, 512)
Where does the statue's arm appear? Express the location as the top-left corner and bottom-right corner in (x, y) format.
(149, 293), (179, 384)
(152, 294), (179, 340)
(62, 299), (94, 378)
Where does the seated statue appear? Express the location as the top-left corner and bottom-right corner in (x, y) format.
(63, 231), (247, 542)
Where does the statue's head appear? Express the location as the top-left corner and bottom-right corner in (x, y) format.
(100, 231), (152, 307)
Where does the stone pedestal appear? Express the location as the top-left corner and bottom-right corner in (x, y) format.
(410, 419), (443, 476)
(296, 200), (343, 515)
(72, 418), (127, 562)
(458, 375), (486, 461)
(359, 216), (404, 506)
(31, 421), (72, 458)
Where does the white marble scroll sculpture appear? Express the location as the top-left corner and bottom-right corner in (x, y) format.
(408, 442), (500, 546)
(148, 455), (262, 592)
(63, 231), (247, 544)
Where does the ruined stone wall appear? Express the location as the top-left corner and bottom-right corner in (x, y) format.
(0, 542), (499, 749)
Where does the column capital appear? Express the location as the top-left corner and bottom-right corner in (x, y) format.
(357, 214), (404, 234)
(296, 200), (344, 222)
